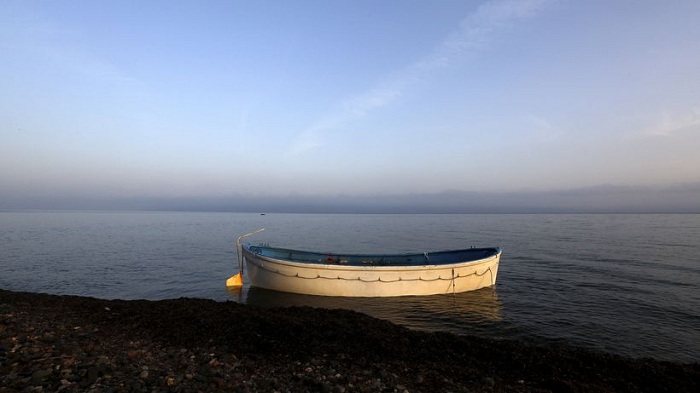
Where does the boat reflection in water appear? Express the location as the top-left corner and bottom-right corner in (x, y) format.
(228, 285), (503, 338)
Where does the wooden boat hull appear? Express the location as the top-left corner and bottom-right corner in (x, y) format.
(242, 245), (501, 297)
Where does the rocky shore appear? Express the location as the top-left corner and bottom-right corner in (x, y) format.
(1, 289), (698, 392)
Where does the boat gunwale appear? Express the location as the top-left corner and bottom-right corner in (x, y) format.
(242, 244), (502, 272)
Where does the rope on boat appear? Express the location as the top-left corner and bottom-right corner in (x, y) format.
(236, 228), (265, 276)
(250, 261), (495, 284)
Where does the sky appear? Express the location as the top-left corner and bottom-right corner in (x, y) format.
(1, 0), (700, 212)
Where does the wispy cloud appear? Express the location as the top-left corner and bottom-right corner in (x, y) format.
(527, 114), (559, 141)
(646, 106), (700, 137)
(45, 46), (137, 85)
(1, 13), (136, 85)
(287, 0), (555, 155)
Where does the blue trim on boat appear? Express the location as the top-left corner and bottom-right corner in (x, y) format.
(244, 244), (500, 267)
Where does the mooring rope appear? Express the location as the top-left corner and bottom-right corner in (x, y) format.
(236, 228), (265, 276)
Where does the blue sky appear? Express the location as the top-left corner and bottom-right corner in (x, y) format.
(1, 0), (699, 211)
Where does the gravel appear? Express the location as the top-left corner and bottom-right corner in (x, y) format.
(1, 288), (698, 392)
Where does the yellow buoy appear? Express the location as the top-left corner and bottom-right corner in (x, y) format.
(226, 273), (243, 287)
(227, 228), (265, 288)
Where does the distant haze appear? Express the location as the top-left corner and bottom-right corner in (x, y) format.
(2, 183), (699, 214)
(2, 1), (699, 213)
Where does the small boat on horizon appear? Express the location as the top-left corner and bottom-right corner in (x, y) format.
(227, 229), (502, 297)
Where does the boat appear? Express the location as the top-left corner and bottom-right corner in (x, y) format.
(226, 229), (502, 297)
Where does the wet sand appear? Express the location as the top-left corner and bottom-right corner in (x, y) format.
(1, 288), (698, 392)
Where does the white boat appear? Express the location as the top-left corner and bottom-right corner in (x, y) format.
(227, 230), (502, 297)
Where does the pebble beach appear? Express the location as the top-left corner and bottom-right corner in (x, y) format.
(1, 289), (698, 392)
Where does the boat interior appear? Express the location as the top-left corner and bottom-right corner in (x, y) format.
(246, 245), (500, 266)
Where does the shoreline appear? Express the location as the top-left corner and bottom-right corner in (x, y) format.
(1, 289), (698, 392)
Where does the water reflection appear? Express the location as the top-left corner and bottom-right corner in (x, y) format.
(227, 286), (503, 337)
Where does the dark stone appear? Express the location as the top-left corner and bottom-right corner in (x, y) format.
(30, 368), (52, 385)
(543, 379), (576, 393)
(86, 366), (100, 384)
(481, 376), (495, 387)
(67, 374), (81, 383)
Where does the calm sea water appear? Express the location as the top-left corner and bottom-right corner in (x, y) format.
(1, 212), (698, 363)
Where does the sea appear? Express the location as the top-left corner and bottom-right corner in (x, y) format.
(1, 211), (698, 363)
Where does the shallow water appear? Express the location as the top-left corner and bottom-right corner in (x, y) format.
(1, 211), (698, 363)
